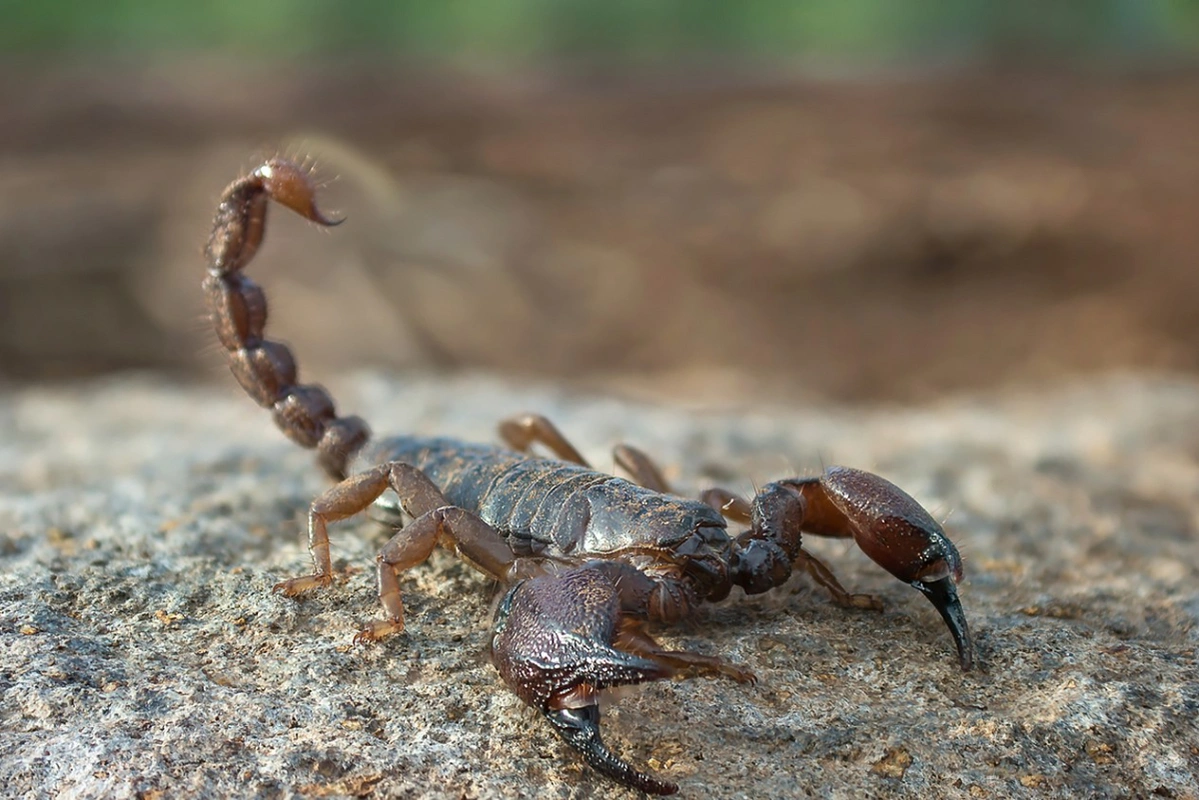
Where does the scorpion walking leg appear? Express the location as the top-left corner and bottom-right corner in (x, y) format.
(700, 486), (752, 521)
(615, 618), (755, 684)
(702, 487), (882, 611)
(498, 414), (590, 466)
(491, 564), (744, 795)
(793, 549), (884, 610)
(612, 443), (673, 493)
(273, 461), (520, 641)
(356, 504), (524, 643)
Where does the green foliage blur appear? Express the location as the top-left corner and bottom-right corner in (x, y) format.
(5, 0), (1199, 62)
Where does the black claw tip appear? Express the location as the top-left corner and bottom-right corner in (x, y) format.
(913, 576), (976, 671)
(546, 705), (678, 795)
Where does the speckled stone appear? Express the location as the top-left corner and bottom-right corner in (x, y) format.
(2, 373), (1197, 799)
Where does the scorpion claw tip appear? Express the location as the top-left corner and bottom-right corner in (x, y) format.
(913, 576), (975, 671)
(546, 705), (678, 795)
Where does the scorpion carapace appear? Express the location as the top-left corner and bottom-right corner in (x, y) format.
(205, 158), (975, 795)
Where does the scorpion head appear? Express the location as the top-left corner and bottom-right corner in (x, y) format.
(674, 524), (734, 602)
(803, 467), (975, 671)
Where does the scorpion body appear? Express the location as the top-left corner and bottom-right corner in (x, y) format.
(204, 159), (975, 795)
(366, 435), (728, 567)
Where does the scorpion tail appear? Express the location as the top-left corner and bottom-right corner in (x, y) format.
(203, 159), (370, 480)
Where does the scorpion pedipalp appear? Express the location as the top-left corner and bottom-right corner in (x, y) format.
(712, 466), (974, 670)
(792, 467), (975, 671)
(490, 566), (674, 793)
(490, 564), (750, 795)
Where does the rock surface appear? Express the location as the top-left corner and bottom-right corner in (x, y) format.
(2, 372), (1197, 799)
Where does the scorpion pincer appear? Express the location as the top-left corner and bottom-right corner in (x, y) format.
(204, 158), (975, 795)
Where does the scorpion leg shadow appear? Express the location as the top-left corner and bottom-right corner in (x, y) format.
(490, 563), (752, 796)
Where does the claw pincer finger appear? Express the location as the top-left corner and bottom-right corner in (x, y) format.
(546, 704), (678, 795)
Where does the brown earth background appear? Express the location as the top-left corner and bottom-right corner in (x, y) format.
(4, 62), (1199, 403)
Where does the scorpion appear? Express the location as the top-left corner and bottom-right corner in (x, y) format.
(204, 158), (974, 795)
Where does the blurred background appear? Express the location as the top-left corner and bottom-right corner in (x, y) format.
(4, 0), (1199, 404)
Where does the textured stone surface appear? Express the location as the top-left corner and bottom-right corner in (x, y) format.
(2, 373), (1197, 799)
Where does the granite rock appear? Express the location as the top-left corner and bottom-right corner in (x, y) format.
(2, 373), (1197, 799)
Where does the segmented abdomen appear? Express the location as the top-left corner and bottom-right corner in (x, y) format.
(362, 435), (725, 558)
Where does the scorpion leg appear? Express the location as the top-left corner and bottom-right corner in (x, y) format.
(612, 443), (673, 493)
(702, 487), (883, 611)
(793, 549), (885, 610)
(699, 486), (752, 521)
(615, 618), (755, 684)
(724, 469), (974, 671)
(491, 564), (746, 795)
(272, 461), (520, 641)
(498, 414), (590, 466)
(356, 504), (524, 643)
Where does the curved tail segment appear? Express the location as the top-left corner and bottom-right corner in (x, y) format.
(204, 159), (370, 480)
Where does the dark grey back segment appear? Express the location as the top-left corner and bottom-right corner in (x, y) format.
(364, 435), (727, 558)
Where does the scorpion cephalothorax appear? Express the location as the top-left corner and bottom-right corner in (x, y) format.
(204, 158), (975, 795)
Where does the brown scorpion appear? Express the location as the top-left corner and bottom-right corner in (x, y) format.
(204, 158), (974, 795)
